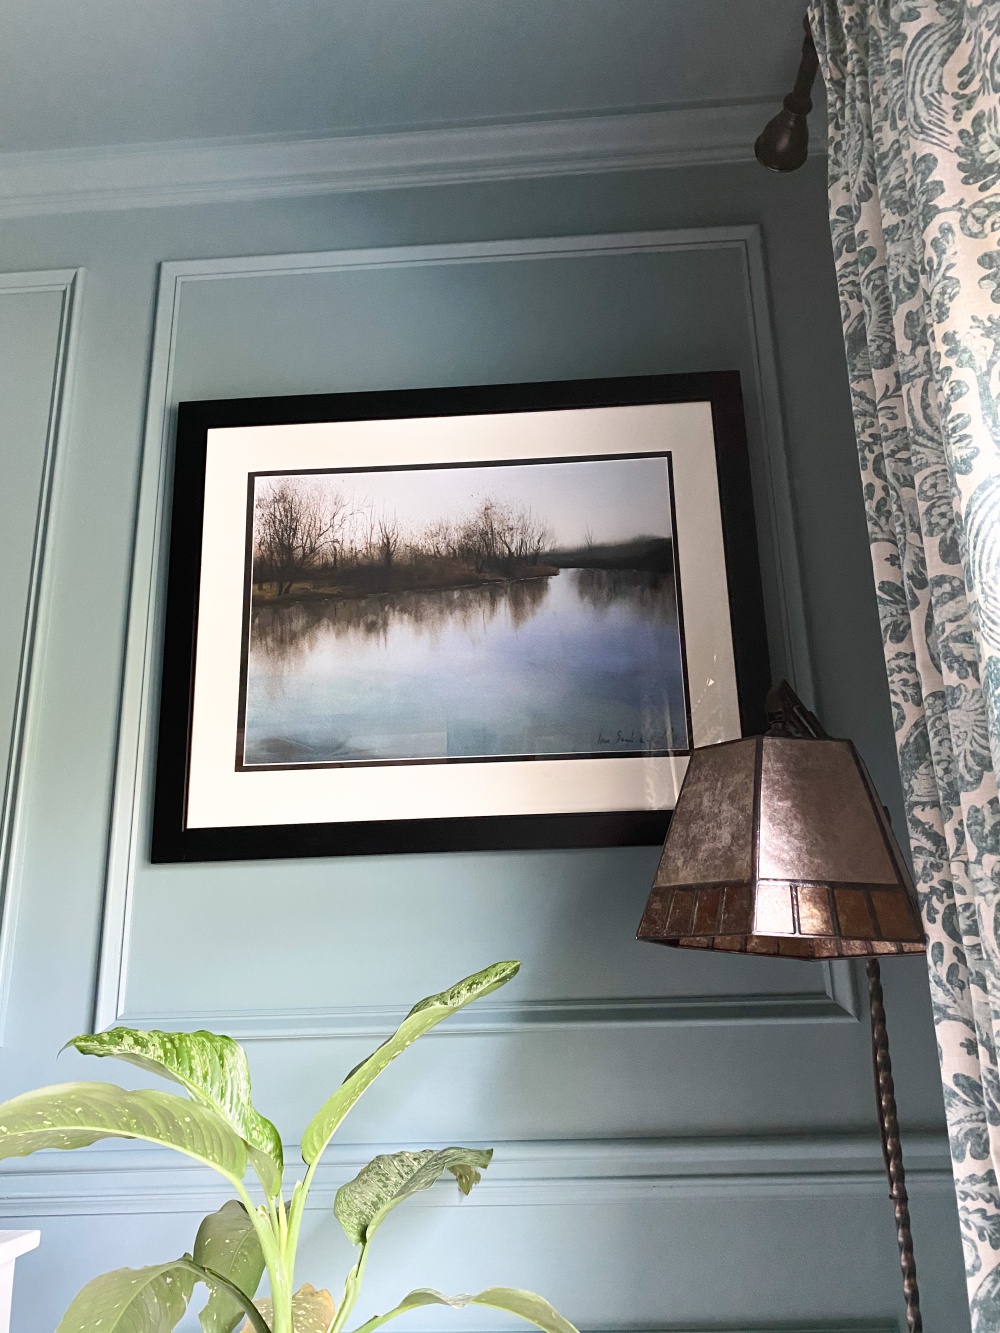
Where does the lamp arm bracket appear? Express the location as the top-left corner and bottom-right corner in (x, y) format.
(764, 679), (829, 739)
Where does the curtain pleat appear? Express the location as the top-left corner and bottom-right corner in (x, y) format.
(808, 1), (1000, 1323)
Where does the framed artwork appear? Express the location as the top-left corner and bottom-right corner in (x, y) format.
(151, 372), (770, 861)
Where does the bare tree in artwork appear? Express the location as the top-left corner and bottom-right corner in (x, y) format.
(324, 488), (354, 570)
(457, 499), (550, 575)
(376, 510), (401, 571)
(254, 481), (338, 596)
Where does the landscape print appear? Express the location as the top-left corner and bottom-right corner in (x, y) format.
(239, 453), (690, 767)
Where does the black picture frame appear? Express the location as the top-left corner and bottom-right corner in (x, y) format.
(151, 371), (770, 862)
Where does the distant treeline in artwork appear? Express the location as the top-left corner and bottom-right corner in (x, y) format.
(250, 474), (673, 603)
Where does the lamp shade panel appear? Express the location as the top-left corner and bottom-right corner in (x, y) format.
(638, 735), (925, 959)
(652, 738), (756, 889)
(757, 739), (899, 884)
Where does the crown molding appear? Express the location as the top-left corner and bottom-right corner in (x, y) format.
(0, 102), (808, 219)
(0, 1132), (950, 1216)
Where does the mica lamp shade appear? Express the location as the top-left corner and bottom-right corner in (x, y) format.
(637, 736), (925, 959)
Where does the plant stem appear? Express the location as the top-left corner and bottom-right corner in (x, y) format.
(235, 1179), (292, 1333)
(284, 1161), (317, 1282)
(346, 1299), (415, 1333)
(268, 1263), (294, 1333)
(330, 1244), (371, 1333)
(178, 1259), (272, 1333)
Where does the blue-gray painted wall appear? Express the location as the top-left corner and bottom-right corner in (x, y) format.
(0, 158), (971, 1331)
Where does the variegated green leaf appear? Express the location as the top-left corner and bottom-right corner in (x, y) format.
(301, 962), (519, 1166)
(349, 1287), (578, 1333)
(194, 1201), (266, 1333)
(0, 1082), (247, 1184)
(240, 1285), (336, 1333)
(55, 1259), (197, 1333)
(334, 1148), (492, 1245)
(68, 1027), (282, 1194)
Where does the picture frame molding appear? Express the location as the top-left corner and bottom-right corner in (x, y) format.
(0, 267), (83, 1048)
(94, 224), (815, 1031)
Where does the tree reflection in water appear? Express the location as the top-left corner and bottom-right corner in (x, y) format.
(570, 568), (677, 620)
(251, 575), (553, 669)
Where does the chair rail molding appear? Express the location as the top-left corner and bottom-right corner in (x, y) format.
(0, 1132), (950, 1218)
(0, 268), (82, 1043)
(0, 102), (827, 220)
(95, 225), (816, 1037)
(116, 961), (860, 1042)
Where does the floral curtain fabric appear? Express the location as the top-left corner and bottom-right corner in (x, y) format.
(807, 0), (1000, 1324)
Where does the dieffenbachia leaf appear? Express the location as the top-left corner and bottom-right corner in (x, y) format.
(0, 1082), (248, 1184)
(348, 1287), (579, 1333)
(67, 1028), (283, 1195)
(301, 962), (519, 1166)
(55, 1259), (198, 1333)
(334, 1148), (492, 1246)
(239, 1285), (336, 1333)
(194, 1201), (266, 1333)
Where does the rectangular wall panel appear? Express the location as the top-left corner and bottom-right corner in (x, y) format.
(0, 270), (78, 928)
(104, 231), (818, 1025)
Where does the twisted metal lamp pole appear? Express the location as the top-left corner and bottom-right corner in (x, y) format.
(751, 18), (920, 1330)
(868, 953), (922, 1330)
(638, 682), (924, 1332)
(771, 689), (922, 1333)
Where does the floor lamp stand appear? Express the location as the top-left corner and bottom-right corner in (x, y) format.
(867, 957), (922, 1332)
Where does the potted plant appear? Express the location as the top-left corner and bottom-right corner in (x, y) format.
(0, 960), (577, 1333)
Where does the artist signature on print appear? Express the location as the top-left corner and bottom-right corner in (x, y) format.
(597, 729), (672, 748)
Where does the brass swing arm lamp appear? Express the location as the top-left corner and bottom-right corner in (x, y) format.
(638, 683), (924, 1332)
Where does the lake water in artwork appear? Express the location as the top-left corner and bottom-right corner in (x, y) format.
(240, 452), (689, 767)
(242, 567), (688, 765)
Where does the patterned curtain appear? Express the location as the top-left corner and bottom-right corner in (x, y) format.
(806, 1), (1000, 1325)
